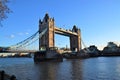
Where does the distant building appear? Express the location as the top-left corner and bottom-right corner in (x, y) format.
(103, 42), (119, 53)
(107, 42), (118, 48)
(85, 45), (100, 56)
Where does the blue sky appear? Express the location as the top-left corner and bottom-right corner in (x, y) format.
(0, 0), (120, 50)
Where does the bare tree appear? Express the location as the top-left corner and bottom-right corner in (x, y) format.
(0, 0), (11, 25)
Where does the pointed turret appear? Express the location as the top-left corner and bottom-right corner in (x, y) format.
(72, 25), (80, 34)
(72, 25), (78, 32)
(44, 13), (50, 22)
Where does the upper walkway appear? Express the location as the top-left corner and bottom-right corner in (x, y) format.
(54, 27), (78, 36)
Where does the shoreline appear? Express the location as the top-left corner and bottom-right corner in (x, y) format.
(62, 52), (120, 59)
(0, 70), (16, 80)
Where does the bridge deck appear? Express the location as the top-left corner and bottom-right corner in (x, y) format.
(54, 27), (78, 36)
(0, 50), (38, 53)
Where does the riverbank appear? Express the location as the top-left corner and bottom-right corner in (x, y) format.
(62, 51), (120, 59)
(0, 53), (32, 58)
(0, 70), (16, 80)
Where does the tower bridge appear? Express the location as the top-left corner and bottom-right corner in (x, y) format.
(39, 13), (81, 52)
(0, 13), (81, 53)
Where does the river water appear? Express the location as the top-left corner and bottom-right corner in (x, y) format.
(0, 57), (120, 80)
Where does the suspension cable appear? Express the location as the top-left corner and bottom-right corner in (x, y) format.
(9, 28), (47, 50)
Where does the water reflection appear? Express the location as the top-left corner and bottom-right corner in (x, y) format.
(33, 60), (83, 80)
(1, 57), (120, 80)
(70, 60), (83, 80)
(34, 62), (60, 80)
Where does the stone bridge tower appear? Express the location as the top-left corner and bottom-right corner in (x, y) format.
(39, 13), (55, 50)
(70, 25), (81, 51)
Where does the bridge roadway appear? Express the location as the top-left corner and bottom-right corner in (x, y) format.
(0, 50), (39, 53)
(54, 27), (78, 36)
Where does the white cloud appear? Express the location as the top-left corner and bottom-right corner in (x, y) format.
(9, 34), (15, 38)
(25, 32), (29, 35)
(18, 32), (29, 35)
(18, 32), (23, 35)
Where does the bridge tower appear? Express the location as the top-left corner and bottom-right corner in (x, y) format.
(39, 13), (55, 50)
(39, 13), (81, 52)
(70, 25), (81, 52)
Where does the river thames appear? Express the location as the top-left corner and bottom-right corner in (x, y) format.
(0, 57), (120, 80)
